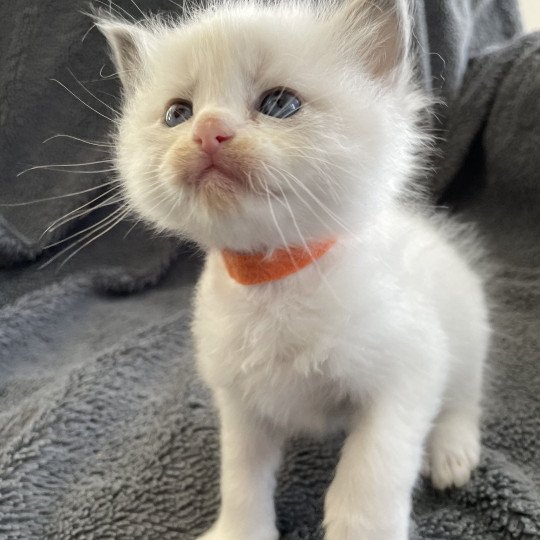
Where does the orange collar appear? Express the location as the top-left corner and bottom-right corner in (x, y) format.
(221, 239), (336, 286)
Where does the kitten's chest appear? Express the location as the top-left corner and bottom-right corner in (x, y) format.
(193, 265), (353, 433)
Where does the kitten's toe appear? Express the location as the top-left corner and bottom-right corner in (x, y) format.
(426, 412), (480, 490)
(430, 447), (478, 489)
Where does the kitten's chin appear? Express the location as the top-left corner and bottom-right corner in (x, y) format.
(192, 165), (237, 189)
(192, 167), (246, 211)
(167, 153), (255, 211)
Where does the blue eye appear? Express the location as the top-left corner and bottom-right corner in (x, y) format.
(258, 88), (301, 119)
(165, 100), (193, 127)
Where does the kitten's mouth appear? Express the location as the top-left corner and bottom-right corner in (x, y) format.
(197, 164), (227, 182)
(170, 148), (257, 204)
(183, 160), (246, 211)
(191, 159), (243, 190)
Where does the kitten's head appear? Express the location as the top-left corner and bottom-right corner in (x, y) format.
(98, 0), (425, 251)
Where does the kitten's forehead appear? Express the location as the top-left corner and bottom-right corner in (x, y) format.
(150, 9), (320, 106)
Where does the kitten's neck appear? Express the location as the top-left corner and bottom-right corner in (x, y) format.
(221, 239), (337, 285)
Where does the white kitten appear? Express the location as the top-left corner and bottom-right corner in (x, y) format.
(98, 1), (490, 538)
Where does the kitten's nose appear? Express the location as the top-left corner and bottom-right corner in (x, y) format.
(193, 117), (235, 155)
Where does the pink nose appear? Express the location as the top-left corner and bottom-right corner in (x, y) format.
(193, 117), (235, 155)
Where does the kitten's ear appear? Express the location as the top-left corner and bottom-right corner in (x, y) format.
(95, 18), (151, 91)
(332, 0), (411, 79)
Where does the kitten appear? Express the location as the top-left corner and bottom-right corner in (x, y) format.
(97, 1), (490, 538)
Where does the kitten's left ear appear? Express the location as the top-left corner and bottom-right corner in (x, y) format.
(95, 18), (152, 92)
(332, 0), (411, 80)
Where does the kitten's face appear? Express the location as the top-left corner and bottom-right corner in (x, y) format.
(101, 1), (419, 251)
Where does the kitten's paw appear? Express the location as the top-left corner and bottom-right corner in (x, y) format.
(426, 412), (481, 490)
(324, 486), (408, 540)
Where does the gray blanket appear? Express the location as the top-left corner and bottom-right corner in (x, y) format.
(1, 1), (538, 538)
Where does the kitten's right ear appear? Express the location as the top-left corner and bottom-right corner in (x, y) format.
(95, 18), (150, 91)
(331, 0), (411, 81)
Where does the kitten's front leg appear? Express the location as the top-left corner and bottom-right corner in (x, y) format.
(324, 395), (437, 540)
(197, 392), (284, 540)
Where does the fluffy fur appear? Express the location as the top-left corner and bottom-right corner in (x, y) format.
(98, 1), (490, 538)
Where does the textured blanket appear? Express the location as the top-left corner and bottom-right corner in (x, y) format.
(1, 1), (539, 539)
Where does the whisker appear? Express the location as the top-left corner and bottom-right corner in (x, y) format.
(99, 64), (118, 80)
(95, 89), (121, 103)
(43, 191), (123, 233)
(97, 64), (141, 81)
(51, 78), (119, 124)
(40, 206), (130, 271)
(51, 194), (124, 231)
(43, 133), (114, 148)
(265, 163), (358, 239)
(129, 0), (146, 18)
(41, 185), (122, 236)
(43, 203), (127, 250)
(270, 177), (343, 304)
(245, 170), (263, 197)
(58, 208), (131, 270)
(118, 172), (178, 240)
(167, 0), (184, 10)
(282, 149), (352, 176)
(92, 0), (136, 23)
(17, 159), (114, 177)
(19, 167), (118, 176)
(122, 216), (143, 240)
(81, 23), (96, 43)
(1, 180), (118, 207)
(41, 197), (124, 241)
(68, 68), (120, 115)
(278, 150), (346, 202)
(261, 175), (297, 267)
(160, 190), (181, 224)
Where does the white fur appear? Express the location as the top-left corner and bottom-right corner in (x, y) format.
(98, 1), (490, 538)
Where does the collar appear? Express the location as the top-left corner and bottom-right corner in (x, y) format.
(221, 239), (337, 286)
